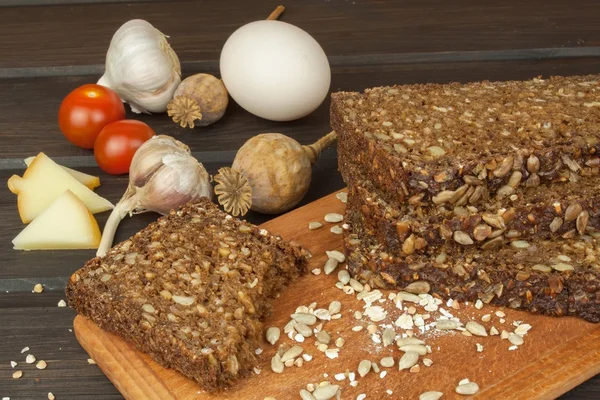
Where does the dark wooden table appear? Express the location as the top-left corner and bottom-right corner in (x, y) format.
(1, 1), (599, 398)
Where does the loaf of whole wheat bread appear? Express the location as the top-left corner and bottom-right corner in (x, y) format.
(344, 209), (600, 322)
(333, 74), (600, 322)
(66, 198), (307, 391)
(332, 75), (600, 210)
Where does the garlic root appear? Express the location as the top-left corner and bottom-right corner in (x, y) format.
(167, 74), (229, 128)
(97, 135), (212, 256)
(214, 131), (337, 216)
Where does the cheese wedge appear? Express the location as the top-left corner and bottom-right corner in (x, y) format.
(8, 153), (113, 223)
(24, 156), (100, 190)
(12, 190), (102, 250)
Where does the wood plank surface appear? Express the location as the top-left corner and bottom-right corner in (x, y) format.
(2, 0), (599, 69)
(71, 191), (600, 400)
(3, 58), (600, 159)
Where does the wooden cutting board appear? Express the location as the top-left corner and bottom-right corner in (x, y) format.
(73, 190), (600, 400)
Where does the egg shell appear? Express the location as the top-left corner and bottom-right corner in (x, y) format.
(220, 20), (331, 121)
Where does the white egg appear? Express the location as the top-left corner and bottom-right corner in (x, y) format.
(220, 20), (331, 121)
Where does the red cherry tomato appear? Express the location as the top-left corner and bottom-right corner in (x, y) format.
(58, 84), (125, 149)
(94, 120), (155, 175)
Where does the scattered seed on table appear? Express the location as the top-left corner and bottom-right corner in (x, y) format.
(10, 361), (17, 368)
(508, 333), (524, 346)
(419, 391), (443, 400)
(324, 258), (339, 275)
(334, 372), (346, 381)
(25, 354), (36, 364)
(466, 321), (488, 337)
(398, 351), (419, 370)
(36, 360), (47, 370)
(372, 362), (380, 373)
(514, 323), (532, 336)
(292, 313), (317, 325)
(336, 192), (348, 203)
(328, 300), (341, 315)
(87, 358), (96, 364)
(358, 359), (372, 377)
(48, 393), (55, 400)
(396, 337), (425, 347)
(399, 344), (427, 356)
(20, 347), (29, 354)
(324, 213), (344, 223)
(338, 270), (350, 285)
(435, 318), (460, 330)
(312, 384), (339, 400)
(271, 353), (284, 374)
(12, 370), (22, 379)
(266, 327), (280, 345)
(330, 225), (343, 234)
(382, 328), (396, 347)
(380, 357), (394, 368)
(349, 279), (364, 292)
(456, 381), (480, 395)
(410, 365), (421, 373)
(326, 250), (345, 263)
(309, 221), (323, 230)
(295, 323), (313, 338)
(57, 300), (67, 307)
(300, 389), (316, 400)
(325, 348), (339, 359)
(33, 284), (44, 293)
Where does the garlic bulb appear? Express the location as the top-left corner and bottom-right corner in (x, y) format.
(98, 19), (181, 114)
(96, 135), (212, 256)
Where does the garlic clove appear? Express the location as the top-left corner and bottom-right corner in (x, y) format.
(138, 152), (212, 214)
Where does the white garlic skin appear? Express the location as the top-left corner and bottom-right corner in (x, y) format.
(98, 19), (181, 114)
(232, 133), (311, 214)
(129, 135), (212, 214)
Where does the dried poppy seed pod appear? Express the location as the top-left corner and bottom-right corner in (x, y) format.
(167, 73), (229, 128)
(214, 131), (337, 216)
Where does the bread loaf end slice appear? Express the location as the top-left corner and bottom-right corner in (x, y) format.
(67, 198), (307, 391)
